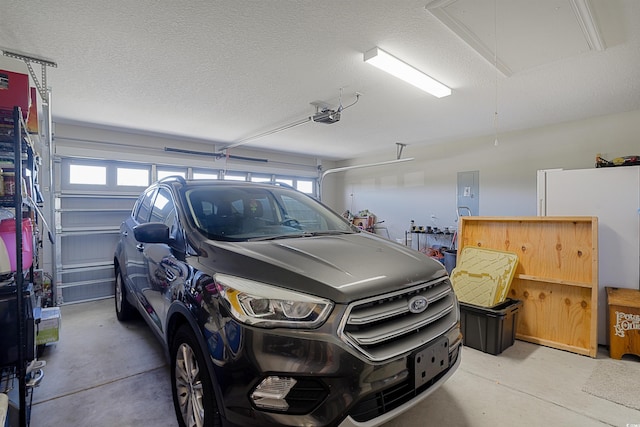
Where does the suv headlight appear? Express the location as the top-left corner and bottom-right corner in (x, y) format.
(214, 274), (334, 328)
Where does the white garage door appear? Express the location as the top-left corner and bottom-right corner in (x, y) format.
(55, 157), (317, 304)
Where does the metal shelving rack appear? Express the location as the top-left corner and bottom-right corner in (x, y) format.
(17, 106), (39, 427)
(1, 49), (56, 427)
(1, 48), (57, 310)
(14, 106), (29, 427)
(0, 107), (40, 427)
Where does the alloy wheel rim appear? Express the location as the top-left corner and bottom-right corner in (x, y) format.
(115, 275), (123, 312)
(175, 343), (205, 427)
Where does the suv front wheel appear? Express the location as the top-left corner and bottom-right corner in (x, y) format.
(114, 267), (136, 321)
(171, 324), (221, 427)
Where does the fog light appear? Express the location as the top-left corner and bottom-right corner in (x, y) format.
(251, 376), (297, 411)
(446, 322), (462, 348)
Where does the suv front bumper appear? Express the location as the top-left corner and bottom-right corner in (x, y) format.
(209, 322), (462, 427)
(338, 348), (461, 427)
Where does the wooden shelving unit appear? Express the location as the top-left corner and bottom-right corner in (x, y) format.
(458, 216), (599, 357)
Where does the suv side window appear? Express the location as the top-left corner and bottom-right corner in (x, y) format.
(135, 187), (156, 223)
(150, 188), (177, 230)
(150, 187), (185, 254)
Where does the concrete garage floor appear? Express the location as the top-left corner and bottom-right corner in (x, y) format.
(30, 299), (640, 427)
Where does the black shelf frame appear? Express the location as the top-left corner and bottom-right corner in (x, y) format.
(0, 106), (39, 427)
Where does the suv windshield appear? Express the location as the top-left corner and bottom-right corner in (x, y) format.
(184, 184), (355, 241)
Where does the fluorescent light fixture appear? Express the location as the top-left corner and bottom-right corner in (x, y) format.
(364, 47), (451, 98)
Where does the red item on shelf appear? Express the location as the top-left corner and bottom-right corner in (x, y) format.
(0, 69), (30, 121)
(0, 218), (33, 273)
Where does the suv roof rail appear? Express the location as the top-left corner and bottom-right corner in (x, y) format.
(272, 181), (296, 190)
(158, 175), (187, 185)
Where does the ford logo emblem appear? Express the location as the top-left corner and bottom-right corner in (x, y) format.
(408, 296), (429, 314)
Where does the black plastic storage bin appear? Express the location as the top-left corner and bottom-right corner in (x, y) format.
(459, 298), (522, 355)
(0, 283), (36, 367)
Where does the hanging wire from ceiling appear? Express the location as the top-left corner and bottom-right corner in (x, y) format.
(337, 88), (361, 111)
(493, 0), (500, 147)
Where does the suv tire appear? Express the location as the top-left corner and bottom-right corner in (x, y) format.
(171, 324), (221, 427)
(114, 267), (136, 321)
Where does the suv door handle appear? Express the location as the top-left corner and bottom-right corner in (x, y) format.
(136, 243), (144, 252)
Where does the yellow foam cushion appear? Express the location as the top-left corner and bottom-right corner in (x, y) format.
(451, 247), (518, 307)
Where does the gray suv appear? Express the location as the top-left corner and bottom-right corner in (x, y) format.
(113, 177), (461, 427)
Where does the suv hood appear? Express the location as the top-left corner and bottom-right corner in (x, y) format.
(198, 232), (447, 303)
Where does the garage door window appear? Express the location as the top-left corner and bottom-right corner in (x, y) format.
(296, 180), (314, 194)
(117, 167), (149, 187)
(193, 172), (218, 180)
(223, 173), (246, 181)
(276, 178), (293, 187)
(158, 169), (186, 180)
(251, 176), (271, 183)
(69, 164), (106, 185)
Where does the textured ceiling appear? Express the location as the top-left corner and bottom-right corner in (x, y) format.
(2, 0), (639, 160)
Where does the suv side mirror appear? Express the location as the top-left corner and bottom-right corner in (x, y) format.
(134, 222), (170, 244)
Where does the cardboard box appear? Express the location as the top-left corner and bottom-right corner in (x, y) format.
(352, 215), (375, 230)
(37, 306), (61, 345)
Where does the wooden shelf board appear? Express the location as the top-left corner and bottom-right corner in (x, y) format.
(516, 274), (593, 289)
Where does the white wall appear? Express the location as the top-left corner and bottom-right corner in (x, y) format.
(32, 110), (640, 278)
(325, 109), (640, 243)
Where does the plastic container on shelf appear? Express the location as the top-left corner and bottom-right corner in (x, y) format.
(36, 306), (61, 345)
(0, 218), (33, 273)
(0, 209), (13, 221)
(3, 172), (15, 197)
(0, 240), (11, 274)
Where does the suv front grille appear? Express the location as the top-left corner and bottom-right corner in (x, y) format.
(339, 277), (457, 361)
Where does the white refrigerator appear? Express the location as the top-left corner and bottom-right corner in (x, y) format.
(537, 165), (640, 344)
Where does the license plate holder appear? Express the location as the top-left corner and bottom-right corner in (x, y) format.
(411, 337), (449, 388)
